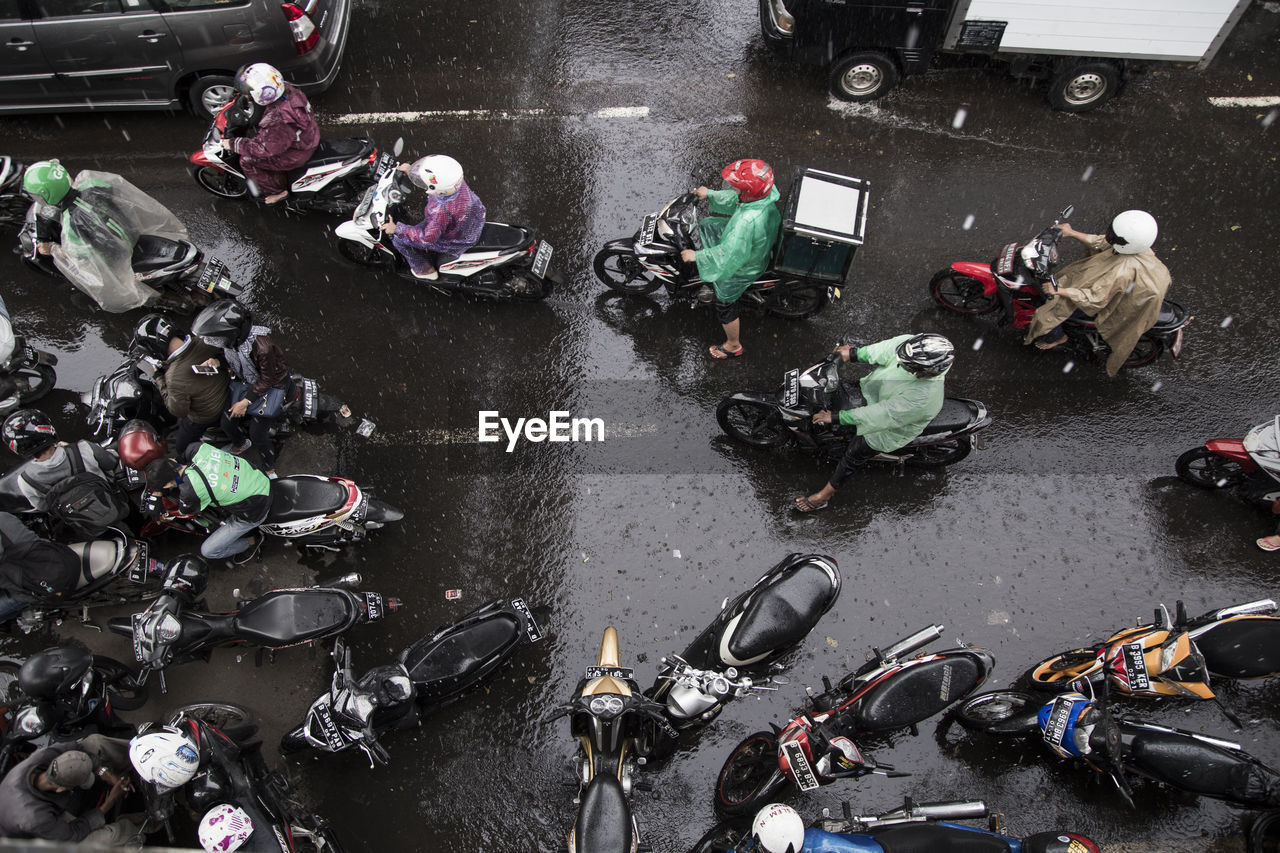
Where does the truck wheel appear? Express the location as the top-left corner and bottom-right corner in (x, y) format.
(828, 52), (899, 102)
(1047, 61), (1121, 112)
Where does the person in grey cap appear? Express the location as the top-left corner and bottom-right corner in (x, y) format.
(0, 734), (138, 845)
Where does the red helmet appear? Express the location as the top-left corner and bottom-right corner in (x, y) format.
(118, 420), (167, 471)
(721, 159), (774, 202)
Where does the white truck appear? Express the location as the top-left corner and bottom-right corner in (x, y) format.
(759, 0), (1252, 111)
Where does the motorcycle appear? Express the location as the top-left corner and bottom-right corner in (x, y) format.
(333, 158), (560, 301)
(713, 624), (994, 817)
(0, 156), (27, 227)
(0, 294), (57, 416)
(1175, 416), (1280, 509)
(716, 345), (991, 468)
(1024, 598), (1280, 713)
(953, 684), (1280, 810)
(547, 627), (673, 853)
(690, 797), (1100, 853)
(280, 597), (545, 766)
(138, 702), (346, 851)
(642, 553), (841, 759)
(189, 95), (385, 217)
(928, 205), (1191, 369)
(106, 560), (400, 688)
(594, 192), (838, 320)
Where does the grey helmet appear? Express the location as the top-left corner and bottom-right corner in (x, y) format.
(896, 333), (955, 377)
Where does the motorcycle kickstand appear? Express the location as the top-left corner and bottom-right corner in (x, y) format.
(80, 605), (102, 632)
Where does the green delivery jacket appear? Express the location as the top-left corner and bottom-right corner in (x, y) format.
(695, 186), (782, 303)
(837, 335), (947, 452)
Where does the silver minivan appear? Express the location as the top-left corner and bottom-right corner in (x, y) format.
(0, 0), (350, 119)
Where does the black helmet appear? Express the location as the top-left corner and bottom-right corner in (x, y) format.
(132, 314), (178, 361)
(896, 333), (955, 377)
(18, 645), (92, 700)
(3, 408), (58, 458)
(162, 554), (208, 601)
(191, 299), (251, 350)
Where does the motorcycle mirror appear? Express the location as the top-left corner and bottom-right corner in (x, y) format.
(392, 137), (405, 158)
(769, 675), (791, 686)
(1060, 204), (1074, 220)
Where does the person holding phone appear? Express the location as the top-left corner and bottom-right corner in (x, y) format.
(133, 315), (229, 459)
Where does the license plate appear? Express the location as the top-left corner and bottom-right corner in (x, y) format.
(530, 240), (553, 279)
(375, 152), (397, 178)
(511, 597), (544, 643)
(197, 258), (233, 294)
(782, 369), (800, 408)
(639, 213), (658, 247)
(364, 592), (384, 621)
(126, 541), (149, 583)
(782, 740), (819, 791)
(315, 703), (347, 752)
(302, 378), (318, 419)
(585, 665), (632, 681)
(23, 346), (36, 363)
(130, 612), (147, 662)
(1121, 642), (1151, 691)
(125, 467), (144, 489)
(1171, 327), (1185, 358)
(1043, 695), (1075, 750)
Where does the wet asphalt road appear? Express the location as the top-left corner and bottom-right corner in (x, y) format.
(2, 0), (1280, 850)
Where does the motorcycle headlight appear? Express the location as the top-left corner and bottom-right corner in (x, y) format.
(157, 613), (182, 643)
(15, 705), (48, 736)
(588, 695), (625, 719)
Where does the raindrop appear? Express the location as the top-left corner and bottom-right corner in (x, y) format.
(971, 337), (984, 351)
(1081, 165), (1094, 182)
(121, 130), (131, 142)
(962, 214), (975, 230)
(1216, 478), (1231, 488)
(952, 108), (967, 129)
(1220, 315), (1234, 328)
(672, 549), (682, 559)
(1063, 361), (1075, 373)
(1150, 380), (1164, 393)
(1263, 109), (1278, 129)
(53, 115), (64, 129)
(1125, 279), (1136, 293)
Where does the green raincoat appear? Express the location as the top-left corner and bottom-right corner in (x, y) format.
(837, 335), (947, 452)
(695, 186), (782, 303)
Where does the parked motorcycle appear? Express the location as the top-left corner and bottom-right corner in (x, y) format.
(717, 345), (991, 467)
(106, 559), (400, 688)
(0, 156), (27, 227)
(642, 553), (841, 759)
(594, 193), (837, 320)
(690, 797), (1100, 853)
(1176, 417), (1280, 509)
(954, 685), (1280, 810)
(0, 294), (57, 415)
(281, 597), (545, 766)
(548, 627), (672, 853)
(190, 96), (385, 216)
(928, 206), (1190, 369)
(333, 158), (560, 300)
(713, 624), (994, 816)
(138, 702), (346, 851)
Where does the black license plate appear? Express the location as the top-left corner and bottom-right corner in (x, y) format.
(585, 665), (632, 681)
(639, 213), (658, 247)
(364, 592), (384, 621)
(302, 378), (318, 419)
(197, 258), (232, 294)
(126, 541), (149, 583)
(511, 597), (544, 643)
(531, 241), (553, 279)
(316, 703), (347, 752)
(782, 740), (818, 791)
(1043, 695), (1075, 750)
(782, 369), (800, 408)
(1121, 642), (1150, 691)
(375, 152), (397, 177)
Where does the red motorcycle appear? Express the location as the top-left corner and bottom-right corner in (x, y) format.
(1175, 416), (1280, 509)
(928, 206), (1190, 369)
(712, 625), (993, 816)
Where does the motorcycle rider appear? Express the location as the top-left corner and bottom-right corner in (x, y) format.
(1025, 210), (1171, 375)
(22, 159), (188, 312)
(218, 63), (320, 206)
(190, 300), (291, 478)
(678, 159), (781, 360)
(143, 441), (272, 563)
(0, 511), (82, 623)
(380, 155), (486, 280)
(3, 409), (124, 513)
(795, 334), (954, 512)
(747, 803), (806, 853)
(133, 314), (230, 458)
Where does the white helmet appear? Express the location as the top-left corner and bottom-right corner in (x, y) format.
(1107, 210), (1158, 255)
(237, 63), (285, 106)
(129, 730), (200, 791)
(406, 155), (464, 196)
(751, 803), (804, 853)
(198, 804), (255, 852)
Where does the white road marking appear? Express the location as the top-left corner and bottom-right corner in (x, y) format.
(1209, 96), (1280, 107)
(326, 106), (649, 124)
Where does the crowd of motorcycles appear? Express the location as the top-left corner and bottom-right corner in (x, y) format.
(0, 100), (1277, 853)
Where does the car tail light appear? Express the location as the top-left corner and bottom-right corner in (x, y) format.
(281, 3), (319, 54)
(771, 0), (794, 34)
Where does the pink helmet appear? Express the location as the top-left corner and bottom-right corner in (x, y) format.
(721, 159), (774, 202)
(198, 804), (254, 852)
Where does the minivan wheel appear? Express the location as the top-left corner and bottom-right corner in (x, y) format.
(828, 52), (899, 102)
(188, 75), (238, 121)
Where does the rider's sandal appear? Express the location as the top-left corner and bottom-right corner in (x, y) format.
(1257, 536), (1280, 552)
(709, 344), (744, 360)
(793, 496), (829, 513)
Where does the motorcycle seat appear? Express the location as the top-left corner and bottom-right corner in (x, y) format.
(267, 477), (348, 523)
(67, 538), (123, 588)
(725, 562), (837, 664)
(234, 589), (357, 646)
(467, 222), (529, 253)
(571, 775), (633, 853)
(919, 399), (979, 435)
(401, 614), (520, 690)
(1126, 729), (1264, 800)
(871, 824), (1013, 852)
(1195, 617), (1280, 679)
(131, 235), (199, 272)
(850, 652), (991, 733)
(301, 137), (375, 170)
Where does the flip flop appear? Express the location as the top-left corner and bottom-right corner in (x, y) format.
(709, 344), (745, 360)
(1258, 536), (1280, 552)
(793, 496), (829, 513)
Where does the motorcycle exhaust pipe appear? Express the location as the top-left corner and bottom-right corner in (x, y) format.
(318, 573), (362, 589)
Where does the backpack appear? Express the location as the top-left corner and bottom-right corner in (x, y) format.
(30, 445), (129, 539)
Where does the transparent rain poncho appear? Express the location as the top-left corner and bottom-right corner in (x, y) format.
(48, 171), (188, 313)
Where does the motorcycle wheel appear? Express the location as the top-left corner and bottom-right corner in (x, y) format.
(172, 702), (258, 743)
(279, 726), (311, 755)
(714, 731), (788, 817)
(904, 437), (971, 468)
(0, 657), (22, 706)
(337, 239), (394, 268)
(765, 284), (827, 320)
(594, 247), (662, 295)
(716, 399), (789, 448)
(93, 657), (148, 711)
(1120, 337), (1162, 369)
(193, 166), (249, 199)
(929, 270), (997, 314)
(11, 363), (56, 406)
(1175, 447), (1249, 489)
(0, 196), (28, 227)
(1025, 649), (1101, 692)
(688, 820), (749, 853)
(953, 691), (1041, 735)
